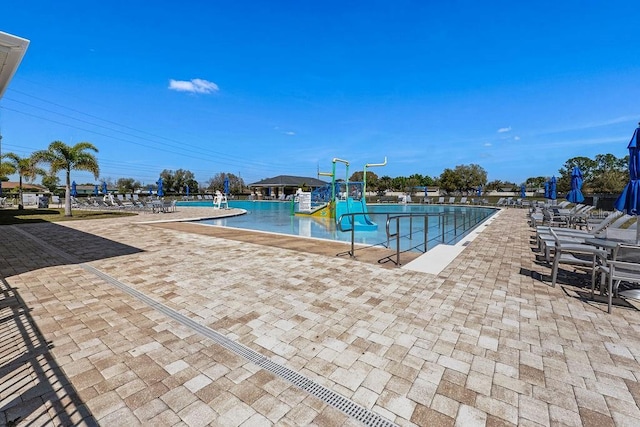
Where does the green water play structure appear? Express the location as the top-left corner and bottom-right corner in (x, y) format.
(327, 157), (387, 232)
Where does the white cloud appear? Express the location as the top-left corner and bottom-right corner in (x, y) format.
(484, 142), (492, 147)
(168, 78), (219, 94)
(284, 131), (295, 136)
(514, 136), (520, 141)
(497, 126), (512, 133)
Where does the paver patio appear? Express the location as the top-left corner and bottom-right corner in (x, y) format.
(1, 206), (639, 426)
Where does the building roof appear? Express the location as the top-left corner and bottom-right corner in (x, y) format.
(0, 31), (30, 99)
(248, 175), (328, 187)
(1, 181), (46, 191)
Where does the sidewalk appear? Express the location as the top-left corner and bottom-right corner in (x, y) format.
(1, 207), (639, 426)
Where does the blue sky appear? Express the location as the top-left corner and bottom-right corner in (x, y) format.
(1, 1), (639, 187)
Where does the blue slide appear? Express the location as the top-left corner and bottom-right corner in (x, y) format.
(335, 198), (378, 231)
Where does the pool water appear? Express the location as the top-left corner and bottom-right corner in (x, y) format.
(178, 200), (496, 252)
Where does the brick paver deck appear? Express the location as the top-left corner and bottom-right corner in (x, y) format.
(1, 206), (639, 426)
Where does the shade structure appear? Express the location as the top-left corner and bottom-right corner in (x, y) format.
(566, 166), (585, 203)
(71, 181), (77, 197)
(614, 122), (640, 244)
(102, 181), (108, 195)
(544, 181), (550, 199)
(93, 184), (99, 196)
(223, 176), (229, 195)
(550, 176), (557, 200)
(520, 184), (526, 198)
(185, 185), (189, 196)
(477, 185), (482, 196)
(157, 178), (164, 197)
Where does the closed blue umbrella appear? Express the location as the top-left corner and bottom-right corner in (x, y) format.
(157, 178), (164, 197)
(550, 176), (557, 200)
(477, 185), (482, 196)
(102, 181), (108, 195)
(224, 176), (229, 195)
(94, 184), (99, 196)
(520, 184), (526, 198)
(614, 122), (640, 243)
(566, 166), (585, 203)
(544, 181), (550, 199)
(71, 181), (77, 197)
(185, 185), (189, 197)
(148, 185), (153, 196)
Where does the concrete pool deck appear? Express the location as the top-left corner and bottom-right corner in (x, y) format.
(1, 206), (640, 426)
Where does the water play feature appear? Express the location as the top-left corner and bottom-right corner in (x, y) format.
(295, 157), (386, 232)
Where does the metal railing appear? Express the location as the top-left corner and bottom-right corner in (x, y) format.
(337, 209), (490, 266)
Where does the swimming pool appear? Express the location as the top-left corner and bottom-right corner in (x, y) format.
(178, 200), (496, 252)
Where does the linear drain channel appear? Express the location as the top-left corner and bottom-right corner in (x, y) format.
(14, 226), (397, 427)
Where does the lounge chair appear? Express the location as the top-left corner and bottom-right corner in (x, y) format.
(164, 199), (176, 212)
(537, 212), (630, 263)
(459, 197), (468, 204)
(137, 200), (153, 211)
(0, 197), (14, 208)
(114, 198), (135, 209)
(593, 244), (640, 313)
(569, 206), (595, 228)
(448, 197), (456, 204)
(548, 228), (607, 287)
(94, 200), (110, 209)
(436, 197), (445, 204)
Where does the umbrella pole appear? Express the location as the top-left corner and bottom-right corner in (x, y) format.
(637, 217), (640, 245)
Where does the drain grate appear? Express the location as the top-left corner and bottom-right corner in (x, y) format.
(14, 226), (397, 427)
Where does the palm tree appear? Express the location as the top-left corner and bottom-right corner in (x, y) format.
(3, 153), (46, 209)
(0, 155), (17, 198)
(34, 141), (99, 216)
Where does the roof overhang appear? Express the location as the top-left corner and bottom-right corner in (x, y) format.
(0, 31), (30, 99)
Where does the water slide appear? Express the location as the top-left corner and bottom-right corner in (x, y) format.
(335, 197), (377, 232)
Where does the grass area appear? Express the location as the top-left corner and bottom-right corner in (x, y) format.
(0, 208), (136, 225)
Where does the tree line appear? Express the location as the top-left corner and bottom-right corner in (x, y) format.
(349, 153), (629, 196)
(1, 138), (630, 216)
(0, 140), (249, 216)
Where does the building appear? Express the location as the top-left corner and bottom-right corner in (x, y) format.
(1, 181), (47, 193)
(0, 31), (30, 197)
(248, 175), (328, 199)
